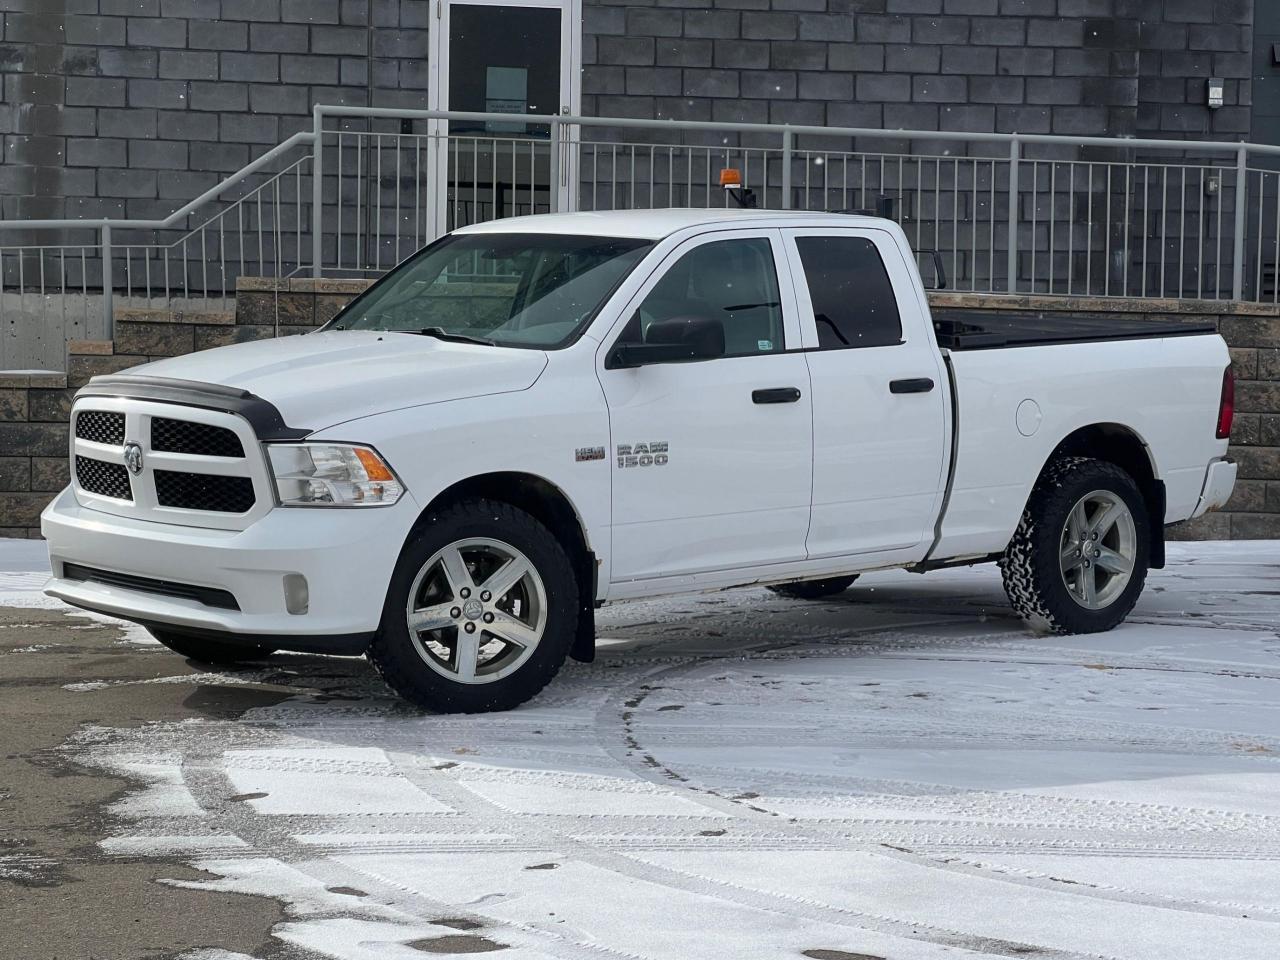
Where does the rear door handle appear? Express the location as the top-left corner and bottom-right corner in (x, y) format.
(752, 387), (802, 404)
(889, 377), (935, 394)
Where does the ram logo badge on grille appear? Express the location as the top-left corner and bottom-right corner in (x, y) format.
(123, 442), (144, 476)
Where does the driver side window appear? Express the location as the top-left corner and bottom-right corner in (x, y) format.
(618, 237), (785, 358)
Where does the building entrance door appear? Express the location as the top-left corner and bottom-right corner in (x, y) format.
(427, 0), (580, 237)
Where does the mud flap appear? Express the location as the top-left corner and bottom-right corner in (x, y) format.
(571, 603), (596, 663)
(570, 551), (597, 663)
(1150, 480), (1166, 570)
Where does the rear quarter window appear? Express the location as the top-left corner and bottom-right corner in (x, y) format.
(795, 236), (903, 350)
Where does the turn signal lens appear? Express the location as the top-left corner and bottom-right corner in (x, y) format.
(354, 446), (395, 482)
(266, 443), (404, 507)
(1216, 366), (1234, 440)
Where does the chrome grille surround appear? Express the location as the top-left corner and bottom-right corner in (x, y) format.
(69, 397), (273, 531)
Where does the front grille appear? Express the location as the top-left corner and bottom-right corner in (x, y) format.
(75, 411), (125, 445)
(62, 562), (239, 610)
(151, 418), (244, 458)
(154, 470), (255, 513)
(75, 456), (132, 501)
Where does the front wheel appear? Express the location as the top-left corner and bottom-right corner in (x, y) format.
(1000, 457), (1149, 635)
(367, 499), (579, 713)
(149, 629), (276, 664)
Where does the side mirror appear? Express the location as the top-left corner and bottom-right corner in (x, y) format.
(607, 315), (726, 369)
(918, 249), (948, 290)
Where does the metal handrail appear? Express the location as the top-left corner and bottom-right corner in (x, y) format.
(2, 105), (1279, 359)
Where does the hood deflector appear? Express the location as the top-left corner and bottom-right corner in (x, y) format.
(76, 375), (310, 441)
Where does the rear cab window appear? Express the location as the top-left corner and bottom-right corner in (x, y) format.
(791, 235), (903, 350)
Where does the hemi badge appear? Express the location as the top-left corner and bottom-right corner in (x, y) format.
(575, 446), (606, 462)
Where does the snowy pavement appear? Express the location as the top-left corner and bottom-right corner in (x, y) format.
(4, 540), (1280, 959)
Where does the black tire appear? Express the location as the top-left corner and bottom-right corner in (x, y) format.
(1000, 456), (1149, 635)
(767, 575), (859, 600)
(367, 498), (579, 713)
(149, 629), (277, 664)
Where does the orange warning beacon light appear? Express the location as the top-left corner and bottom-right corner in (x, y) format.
(719, 167), (757, 208)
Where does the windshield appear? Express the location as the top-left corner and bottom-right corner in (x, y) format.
(328, 233), (653, 348)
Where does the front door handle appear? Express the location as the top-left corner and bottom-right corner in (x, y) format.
(753, 387), (802, 404)
(889, 377), (935, 394)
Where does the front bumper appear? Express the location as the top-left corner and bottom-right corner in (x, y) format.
(1191, 459), (1237, 518)
(41, 486), (418, 650)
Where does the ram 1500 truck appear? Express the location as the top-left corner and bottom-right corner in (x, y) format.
(42, 209), (1237, 712)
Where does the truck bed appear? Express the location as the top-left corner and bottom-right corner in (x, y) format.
(932, 311), (1217, 351)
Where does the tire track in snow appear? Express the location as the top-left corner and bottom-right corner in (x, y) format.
(591, 625), (1280, 928)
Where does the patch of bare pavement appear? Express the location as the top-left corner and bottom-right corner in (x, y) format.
(0, 599), (290, 959)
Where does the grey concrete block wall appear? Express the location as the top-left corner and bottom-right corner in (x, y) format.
(582, 0), (1255, 149)
(0, 0), (432, 221)
(0, 1), (1262, 230)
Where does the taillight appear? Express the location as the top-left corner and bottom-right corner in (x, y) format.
(1216, 366), (1234, 440)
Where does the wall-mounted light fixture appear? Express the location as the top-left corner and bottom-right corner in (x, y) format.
(1208, 77), (1225, 110)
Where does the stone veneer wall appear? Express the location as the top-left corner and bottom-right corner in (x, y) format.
(0, 281), (1275, 539)
(0, 278), (362, 538)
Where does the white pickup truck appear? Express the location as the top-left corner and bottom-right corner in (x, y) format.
(42, 209), (1237, 712)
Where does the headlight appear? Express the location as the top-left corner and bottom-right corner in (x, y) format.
(266, 443), (404, 507)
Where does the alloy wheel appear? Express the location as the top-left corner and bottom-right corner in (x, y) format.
(1058, 489), (1137, 610)
(404, 537), (548, 684)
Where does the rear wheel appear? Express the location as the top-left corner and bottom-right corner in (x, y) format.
(149, 629), (276, 664)
(767, 575), (859, 600)
(367, 499), (578, 713)
(1000, 457), (1149, 635)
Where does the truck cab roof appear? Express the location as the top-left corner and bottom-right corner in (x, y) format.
(454, 208), (892, 241)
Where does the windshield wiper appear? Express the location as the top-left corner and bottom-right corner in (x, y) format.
(410, 326), (495, 346)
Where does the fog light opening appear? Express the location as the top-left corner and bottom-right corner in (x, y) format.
(283, 573), (309, 615)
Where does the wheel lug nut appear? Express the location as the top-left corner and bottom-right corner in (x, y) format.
(480, 591), (491, 602)
(463, 622), (476, 634)
(459, 587), (471, 599)
(450, 607), (461, 619)
(1094, 549), (1101, 558)
(483, 612), (494, 624)
(1091, 532), (1099, 541)
(1083, 560), (1091, 568)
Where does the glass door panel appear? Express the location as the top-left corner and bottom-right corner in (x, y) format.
(428, 0), (577, 236)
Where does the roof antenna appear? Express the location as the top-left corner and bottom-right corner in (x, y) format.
(720, 168), (757, 209)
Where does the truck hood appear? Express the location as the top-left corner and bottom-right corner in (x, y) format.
(131, 331), (549, 430)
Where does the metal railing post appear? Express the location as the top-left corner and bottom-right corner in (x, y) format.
(1233, 144), (1248, 301)
(1007, 137), (1020, 294)
(548, 118), (561, 214)
(101, 223), (113, 339)
(781, 128), (792, 210)
(312, 105), (324, 279)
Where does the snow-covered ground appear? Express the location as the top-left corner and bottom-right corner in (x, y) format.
(8, 540), (1280, 959)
